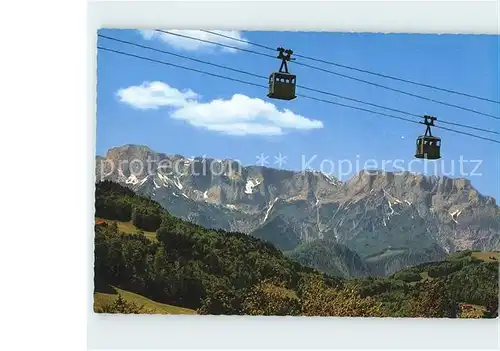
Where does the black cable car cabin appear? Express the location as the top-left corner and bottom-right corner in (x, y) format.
(415, 115), (441, 160)
(415, 135), (441, 159)
(267, 47), (297, 101)
(268, 72), (296, 100)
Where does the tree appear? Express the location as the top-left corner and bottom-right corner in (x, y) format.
(299, 275), (384, 317)
(198, 288), (240, 315)
(95, 294), (149, 314)
(132, 207), (162, 232)
(407, 279), (458, 318)
(242, 280), (301, 316)
(483, 295), (499, 318)
(109, 221), (118, 233)
(393, 270), (421, 283)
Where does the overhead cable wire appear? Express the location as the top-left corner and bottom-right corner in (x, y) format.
(98, 45), (500, 145)
(155, 29), (499, 121)
(98, 34), (499, 136)
(98, 46), (267, 90)
(155, 29), (276, 59)
(97, 44), (500, 144)
(200, 29), (500, 105)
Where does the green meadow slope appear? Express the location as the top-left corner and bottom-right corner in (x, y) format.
(94, 286), (196, 314)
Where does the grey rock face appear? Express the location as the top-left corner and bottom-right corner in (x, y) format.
(96, 145), (500, 276)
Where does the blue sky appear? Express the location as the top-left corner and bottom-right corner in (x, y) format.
(96, 29), (499, 201)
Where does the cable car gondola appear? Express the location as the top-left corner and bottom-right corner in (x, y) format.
(415, 115), (441, 160)
(267, 47), (296, 101)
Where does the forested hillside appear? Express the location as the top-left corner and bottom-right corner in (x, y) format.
(93, 181), (498, 317)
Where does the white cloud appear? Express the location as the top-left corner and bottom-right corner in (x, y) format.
(139, 29), (248, 53)
(189, 122), (284, 136)
(116, 81), (199, 110)
(172, 94), (323, 135)
(117, 82), (323, 136)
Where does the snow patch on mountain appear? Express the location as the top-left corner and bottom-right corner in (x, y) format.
(245, 178), (261, 194)
(263, 197), (279, 222)
(173, 176), (183, 190)
(157, 171), (171, 186)
(138, 175), (150, 186)
(125, 174), (139, 185)
(153, 178), (161, 189)
(449, 209), (463, 224)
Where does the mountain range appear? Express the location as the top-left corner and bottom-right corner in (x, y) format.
(95, 144), (500, 276)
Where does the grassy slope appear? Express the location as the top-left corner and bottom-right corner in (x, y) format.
(95, 217), (157, 241)
(94, 286), (196, 314)
(471, 251), (499, 262)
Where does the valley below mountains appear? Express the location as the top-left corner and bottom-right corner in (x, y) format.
(96, 144), (500, 277)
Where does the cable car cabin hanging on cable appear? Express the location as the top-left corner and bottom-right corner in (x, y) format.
(415, 115), (441, 160)
(268, 47), (297, 101)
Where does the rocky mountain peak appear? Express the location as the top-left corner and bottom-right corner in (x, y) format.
(95, 144), (499, 275)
